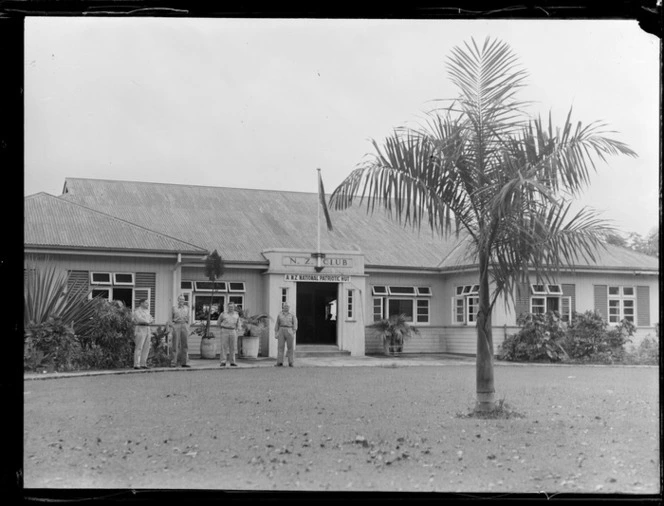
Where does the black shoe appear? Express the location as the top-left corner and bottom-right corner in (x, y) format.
(181, 364), (191, 368)
(133, 366), (141, 370)
(275, 363), (283, 367)
(289, 364), (294, 367)
(141, 366), (148, 369)
(230, 363), (238, 367)
(220, 363), (226, 367)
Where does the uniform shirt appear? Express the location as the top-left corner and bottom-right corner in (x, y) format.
(217, 310), (240, 330)
(133, 307), (153, 326)
(275, 312), (298, 332)
(172, 304), (190, 324)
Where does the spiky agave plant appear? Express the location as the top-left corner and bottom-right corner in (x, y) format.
(24, 258), (97, 332)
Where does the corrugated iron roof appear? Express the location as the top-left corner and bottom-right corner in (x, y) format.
(54, 178), (659, 272)
(59, 178), (458, 268)
(25, 192), (207, 254)
(436, 227), (660, 271)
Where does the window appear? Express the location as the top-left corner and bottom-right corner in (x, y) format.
(547, 284), (562, 295)
(388, 286), (416, 296)
(467, 296), (479, 323)
(608, 286), (635, 323)
(372, 285), (430, 324)
(373, 297), (384, 322)
(529, 284), (571, 322)
(531, 297), (546, 314)
(194, 281), (227, 292)
(372, 286), (388, 296)
(228, 282), (246, 293)
(228, 295), (244, 310)
(91, 287), (111, 299)
(347, 289), (354, 320)
(281, 288), (289, 305)
(113, 273), (135, 286)
(531, 284), (547, 295)
(194, 294), (225, 323)
(89, 272), (137, 308)
(388, 299), (414, 321)
(181, 281), (193, 290)
(453, 285), (479, 325)
(416, 286), (432, 296)
(90, 272), (111, 285)
(416, 299), (429, 323)
(454, 297), (465, 324)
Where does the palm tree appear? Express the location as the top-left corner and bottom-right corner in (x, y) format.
(329, 37), (636, 412)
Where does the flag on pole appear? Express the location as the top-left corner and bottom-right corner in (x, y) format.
(317, 169), (334, 232)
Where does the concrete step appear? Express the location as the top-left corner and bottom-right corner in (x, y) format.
(295, 344), (351, 358)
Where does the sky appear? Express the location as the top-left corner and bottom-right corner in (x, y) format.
(24, 17), (660, 237)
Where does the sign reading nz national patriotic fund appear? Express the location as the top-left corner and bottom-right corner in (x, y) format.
(284, 274), (351, 282)
(282, 256), (353, 267)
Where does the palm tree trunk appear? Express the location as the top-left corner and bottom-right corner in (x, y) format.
(476, 252), (495, 412)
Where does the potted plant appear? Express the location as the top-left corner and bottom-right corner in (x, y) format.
(368, 313), (420, 356)
(238, 309), (270, 359)
(198, 249), (225, 359)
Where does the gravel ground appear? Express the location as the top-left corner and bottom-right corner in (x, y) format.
(23, 363), (660, 494)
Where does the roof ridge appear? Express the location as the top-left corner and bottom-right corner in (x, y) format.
(64, 177), (327, 196)
(40, 193), (208, 252)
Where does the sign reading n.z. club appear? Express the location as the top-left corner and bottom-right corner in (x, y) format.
(284, 274), (351, 282)
(282, 256), (353, 268)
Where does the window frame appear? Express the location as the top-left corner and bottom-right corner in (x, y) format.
(388, 286), (417, 296)
(194, 281), (227, 292)
(416, 286), (432, 296)
(112, 272), (135, 286)
(228, 294), (244, 310)
(372, 297), (384, 322)
(228, 282), (246, 293)
(416, 298), (430, 324)
(372, 285), (388, 296)
(90, 287), (111, 299)
(346, 289), (355, 320)
(387, 298), (415, 322)
(90, 272), (112, 285)
(607, 285), (636, 324)
(193, 294), (226, 324)
(452, 285), (480, 325)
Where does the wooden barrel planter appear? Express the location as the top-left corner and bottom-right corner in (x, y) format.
(200, 336), (217, 359)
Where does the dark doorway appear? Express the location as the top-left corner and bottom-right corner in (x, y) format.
(296, 282), (338, 344)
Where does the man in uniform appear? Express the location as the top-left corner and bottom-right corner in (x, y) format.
(274, 302), (298, 367)
(132, 298), (154, 370)
(217, 302), (240, 367)
(168, 294), (191, 368)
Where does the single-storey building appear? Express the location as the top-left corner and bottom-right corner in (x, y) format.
(24, 177), (659, 357)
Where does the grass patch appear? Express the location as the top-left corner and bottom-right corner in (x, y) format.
(456, 398), (526, 420)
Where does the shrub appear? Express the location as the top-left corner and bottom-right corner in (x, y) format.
(498, 312), (568, 362)
(622, 336), (659, 365)
(24, 316), (81, 373)
(75, 299), (135, 370)
(563, 311), (635, 363)
(148, 326), (172, 368)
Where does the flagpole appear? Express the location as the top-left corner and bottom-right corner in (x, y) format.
(317, 168), (321, 255)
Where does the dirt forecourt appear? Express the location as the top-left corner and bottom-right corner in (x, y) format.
(23, 361), (659, 495)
